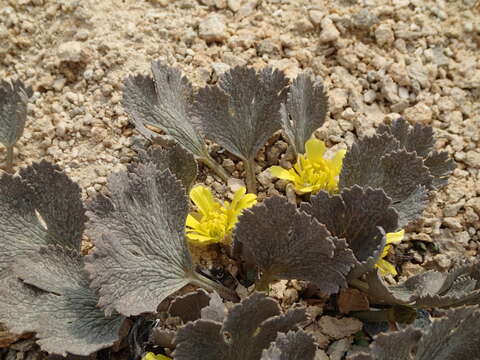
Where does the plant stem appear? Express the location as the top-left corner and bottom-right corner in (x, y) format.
(244, 157), (257, 194)
(5, 146), (13, 173)
(351, 309), (394, 323)
(190, 271), (239, 302)
(199, 155), (230, 182)
(255, 272), (274, 292)
(348, 278), (370, 293)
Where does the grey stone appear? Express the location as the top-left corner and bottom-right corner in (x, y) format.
(199, 14), (227, 42)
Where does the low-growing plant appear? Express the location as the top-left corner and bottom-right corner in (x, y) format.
(0, 79), (32, 173)
(0, 62), (478, 360)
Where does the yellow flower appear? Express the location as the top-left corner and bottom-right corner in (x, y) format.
(375, 229), (405, 276)
(270, 138), (346, 195)
(141, 352), (171, 360)
(186, 185), (257, 245)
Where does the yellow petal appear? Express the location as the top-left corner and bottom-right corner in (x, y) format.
(330, 149), (347, 174)
(189, 186), (219, 216)
(376, 259), (398, 276)
(185, 214), (200, 228)
(381, 244), (392, 258)
(186, 232), (218, 244)
(230, 186), (247, 211)
(305, 138), (326, 163)
(142, 353), (172, 360)
(270, 166), (296, 181)
(386, 229), (405, 245)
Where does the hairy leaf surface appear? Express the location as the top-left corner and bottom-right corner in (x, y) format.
(364, 261), (480, 308)
(340, 133), (433, 227)
(193, 66), (288, 161)
(377, 118), (455, 188)
(123, 61), (207, 158)
(1, 247), (124, 356)
(280, 73), (328, 154)
(0, 163), (124, 356)
(134, 138), (198, 189)
(348, 306), (480, 359)
(234, 196), (356, 294)
(0, 161), (85, 278)
(86, 164), (195, 316)
(301, 186), (398, 278)
(174, 293), (306, 360)
(261, 330), (316, 360)
(0, 79), (32, 147)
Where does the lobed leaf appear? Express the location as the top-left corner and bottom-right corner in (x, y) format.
(0, 247), (124, 356)
(168, 289), (211, 323)
(0, 161), (85, 278)
(260, 330), (316, 360)
(300, 186), (398, 278)
(193, 66), (288, 162)
(173, 292), (306, 360)
(122, 61), (207, 158)
(280, 73), (328, 154)
(348, 306), (480, 360)
(0, 79), (32, 148)
(0, 163), (124, 356)
(364, 261), (480, 308)
(134, 138), (198, 190)
(85, 163), (195, 316)
(339, 133), (433, 228)
(234, 196), (356, 294)
(377, 118), (455, 188)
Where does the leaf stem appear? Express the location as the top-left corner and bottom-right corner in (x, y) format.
(351, 309), (394, 323)
(255, 272), (274, 292)
(199, 154), (230, 182)
(348, 278), (370, 293)
(244, 158), (257, 194)
(5, 146), (14, 173)
(190, 271), (239, 302)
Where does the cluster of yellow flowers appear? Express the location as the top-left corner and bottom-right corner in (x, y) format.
(270, 138), (346, 194)
(185, 137), (404, 276)
(186, 185), (257, 245)
(141, 352), (171, 360)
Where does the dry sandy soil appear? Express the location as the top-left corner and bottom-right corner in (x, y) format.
(0, 0), (479, 358)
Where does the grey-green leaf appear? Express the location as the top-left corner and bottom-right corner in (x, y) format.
(174, 292), (306, 360)
(363, 261), (480, 308)
(85, 164), (195, 316)
(261, 330), (316, 360)
(122, 61), (207, 158)
(134, 138), (198, 190)
(0, 246), (125, 356)
(300, 186), (398, 278)
(193, 66), (288, 162)
(339, 133), (433, 227)
(0, 79), (31, 147)
(377, 118), (455, 188)
(280, 72), (328, 154)
(234, 196), (356, 294)
(348, 306), (480, 360)
(0, 161), (85, 278)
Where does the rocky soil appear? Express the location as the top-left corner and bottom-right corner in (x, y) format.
(1, 0), (479, 359)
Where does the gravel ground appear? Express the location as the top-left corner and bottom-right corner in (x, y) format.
(1, 0), (479, 358)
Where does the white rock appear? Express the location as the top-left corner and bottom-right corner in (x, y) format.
(257, 168), (274, 188)
(465, 150), (480, 168)
(375, 23), (394, 46)
(363, 89), (377, 104)
(328, 338), (352, 360)
(227, 177), (246, 192)
(403, 103), (432, 124)
(199, 14), (227, 42)
(227, 0), (241, 12)
(318, 316), (363, 339)
(309, 10), (323, 25)
(315, 350), (330, 360)
(329, 88), (349, 114)
(381, 76), (399, 103)
(57, 41), (86, 63)
(319, 18), (339, 43)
